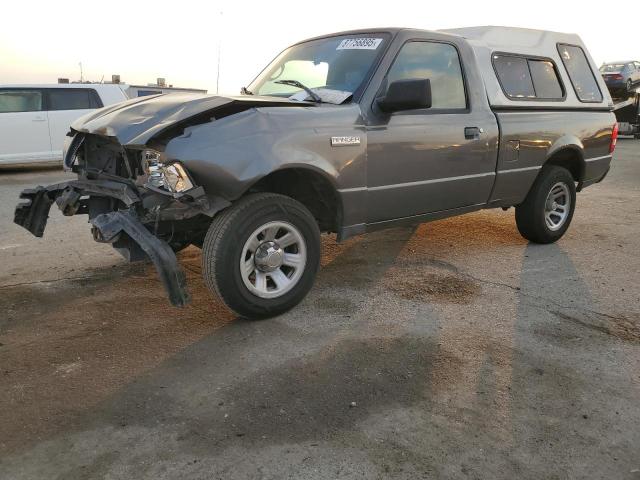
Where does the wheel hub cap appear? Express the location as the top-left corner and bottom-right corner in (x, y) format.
(239, 221), (307, 299)
(254, 241), (284, 272)
(544, 182), (571, 231)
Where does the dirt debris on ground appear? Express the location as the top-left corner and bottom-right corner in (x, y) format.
(385, 270), (481, 304)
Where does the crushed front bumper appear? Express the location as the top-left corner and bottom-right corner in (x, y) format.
(15, 180), (140, 236)
(91, 209), (189, 306)
(14, 181), (190, 307)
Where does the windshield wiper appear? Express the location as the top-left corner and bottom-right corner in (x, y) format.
(275, 79), (322, 103)
(240, 86), (253, 95)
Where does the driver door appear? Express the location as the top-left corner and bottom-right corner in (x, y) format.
(365, 40), (497, 224)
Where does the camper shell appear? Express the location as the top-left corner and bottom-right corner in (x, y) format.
(443, 26), (613, 110)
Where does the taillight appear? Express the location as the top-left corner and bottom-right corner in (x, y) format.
(610, 123), (619, 154)
(611, 74), (623, 80)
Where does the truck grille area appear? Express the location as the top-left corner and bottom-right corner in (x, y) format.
(67, 132), (146, 183)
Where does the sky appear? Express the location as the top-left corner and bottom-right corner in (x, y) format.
(1, 0), (637, 95)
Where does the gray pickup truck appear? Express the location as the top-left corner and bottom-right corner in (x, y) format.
(15, 26), (617, 318)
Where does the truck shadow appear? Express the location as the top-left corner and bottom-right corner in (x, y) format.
(465, 241), (638, 478)
(0, 213), (512, 458)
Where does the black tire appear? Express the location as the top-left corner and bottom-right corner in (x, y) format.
(627, 79), (633, 92)
(202, 193), (321, 319)
(515, 165), (576, 244)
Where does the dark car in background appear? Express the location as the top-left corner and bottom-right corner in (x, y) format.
(600, 61), (640, 93)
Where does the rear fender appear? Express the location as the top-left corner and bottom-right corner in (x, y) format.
(543, 137), (587, 190)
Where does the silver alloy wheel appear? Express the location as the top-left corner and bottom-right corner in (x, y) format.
(544, 182), (571, 231)
(239, 221), (307, 299)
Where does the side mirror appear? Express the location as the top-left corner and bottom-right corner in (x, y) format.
(376, 78), (432, 113)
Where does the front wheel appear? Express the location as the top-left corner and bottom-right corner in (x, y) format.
(202, 193), (321, 319)
(515, 165), (576, 244)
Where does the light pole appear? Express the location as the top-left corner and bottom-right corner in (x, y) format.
(216, 11), (223, 94)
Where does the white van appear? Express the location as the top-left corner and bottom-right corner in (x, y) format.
(0, 84), (129, 168)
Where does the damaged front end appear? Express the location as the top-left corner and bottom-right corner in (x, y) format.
(14, 132), (227, 306)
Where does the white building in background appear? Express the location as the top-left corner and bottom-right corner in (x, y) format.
(106, 76), (207, 97)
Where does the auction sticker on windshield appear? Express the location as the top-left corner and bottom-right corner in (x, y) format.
(336, 38), (382, 50)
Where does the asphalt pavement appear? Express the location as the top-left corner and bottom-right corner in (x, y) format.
(0, 141), (639, 479)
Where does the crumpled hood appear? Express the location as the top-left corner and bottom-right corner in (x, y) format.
(71, 92), (313, 147)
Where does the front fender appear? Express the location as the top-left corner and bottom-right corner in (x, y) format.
(162, 105), (367, 202)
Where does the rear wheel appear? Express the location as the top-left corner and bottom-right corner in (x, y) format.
(515, 165), (576, 244)
(202, 193), (320, 319)
(627, 79), (633, 92)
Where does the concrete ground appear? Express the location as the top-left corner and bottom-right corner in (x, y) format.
(0, 141), (639, 479)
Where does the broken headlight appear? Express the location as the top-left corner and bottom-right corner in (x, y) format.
(161, 163), (194, 192)
(142, 150), (194, 193)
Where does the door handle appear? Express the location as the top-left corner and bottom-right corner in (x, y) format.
(464, 127), (483, 139)
(32, 116), (46, 122)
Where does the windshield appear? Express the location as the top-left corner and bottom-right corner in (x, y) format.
(247, 34), (389, 104)
(600, 64), (625, 72)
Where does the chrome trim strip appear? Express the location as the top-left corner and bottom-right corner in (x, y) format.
(498, 165), (542, 174)
(584, 154), (612, 162)
(368, 172), (496, 191)
(338, 156), (611, 194)
(337, 187), (367, 193)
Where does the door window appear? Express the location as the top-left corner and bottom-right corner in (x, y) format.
(46, 89), (103, 110)
(0, 89), (43, 113)
(386, 41), (467, 109)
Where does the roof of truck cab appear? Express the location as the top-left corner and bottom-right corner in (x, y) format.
(291, 27), (400, 45)
(297, 25), (584, 48)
